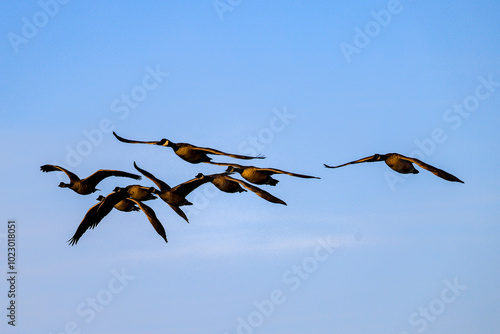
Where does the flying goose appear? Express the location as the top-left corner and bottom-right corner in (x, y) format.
(133, 162), (212, 222)
(196, 173), (286, 205)
(68, 188), (129, 245)
(96, 195), (139, 212)
(324, 153), (464, 183)
(212, 162), (320, 186)
(113, 131), (265, 164)
(40, 164), (141, 195)
(113, 185), (157, 201)
(68, 189), (167, 245)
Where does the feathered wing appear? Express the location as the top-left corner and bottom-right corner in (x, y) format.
(67, 202), (101, 246)
(113, 131), (160, 145)
(401, 156), (464, 183)
(255, 167), (320, 179)
(193, 145), (265, 160)
(168, 204), (189, 223)
(229, 176), (286, 205)
(83, 169), (141, 189)
(324, 155), (378, 168)
(208, 162), (245, 168)
(68, 191), (127, 246)
(40, 164), (80, 182)
(133, 162), (171, 192)
(129, 199), (168, 243)
(169, 176), (212, 198)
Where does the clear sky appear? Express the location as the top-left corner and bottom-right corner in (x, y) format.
(1, 1), (500, 333)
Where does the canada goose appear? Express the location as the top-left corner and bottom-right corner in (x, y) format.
(197, 173), (286, 205)
(113, 131), (265, 164)
(113, 185), (157, 201)
(96, 195), (139, 212)
(68, 188), (129, 245)
(133, 162), (212, 222)
(324, 153), (464, 183)
(68, 188), (167, 245)
(212, 162), (320, 186)
(40, 164), (141, 195)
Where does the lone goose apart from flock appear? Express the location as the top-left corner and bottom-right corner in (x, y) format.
(324, 153), (464, 183)
(196, 173), (287, 205)
(113, 131), (265, 164)
(133, 162), (212, 222)
(212, 162), (320, 186)
(68, 188), (167, 245)
(40, 164), (141, 195)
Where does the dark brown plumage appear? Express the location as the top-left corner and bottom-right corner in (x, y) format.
(212, 162), (320, 186)
(133, 162), (212, 222)
(113, 131), (264, 164)
(68, 188), (167, 245)
(197, 173), (286, 205)
(324, 153), (464, 183)
(40, 164), (141, 195)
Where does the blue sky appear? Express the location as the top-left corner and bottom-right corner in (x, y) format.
(1, 1), (500, 333)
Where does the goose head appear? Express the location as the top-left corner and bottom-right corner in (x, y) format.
(225, 166), (243, 174)
(58, 182), (70, 188)
(113, 186), (126, 193)
(156, 139), (170, 146)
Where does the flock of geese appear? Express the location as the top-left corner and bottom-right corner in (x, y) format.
(41, 131), (464, 246)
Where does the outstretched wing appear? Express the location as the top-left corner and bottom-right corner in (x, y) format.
(129, 199), (168, 243)
(133, 162), (171, 192)
(67, 202), (101, 246)
(193, 145), (265, 160)
(324, 155), (378, 168)
(83, 169), (141, 189)
(68, 191), (127, 246)
(400, 156), (464, 183)
(168, 204), (189, 223)
(229, 176), (286, 205)
(40, 164), (80, 182)
(170, 176), (212, 198)
(208, 162), (245, 168)
(113, 131), (161, 145)
(255, 167), (320, 179)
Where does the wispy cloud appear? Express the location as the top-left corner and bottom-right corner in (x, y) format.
(110, 231), (359, 262)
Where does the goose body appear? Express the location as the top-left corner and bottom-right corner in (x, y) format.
(212, 162), (320, 186)
(116, 185), (157, 201)
(40, 164), (141, 195)
(198, 173), (286, 205)
(133, 162), (212, 222)
(96, 195), (139, 212)
(68, 189), (167, 245)
(113, 132), (264, 164)
(324, 153), (464, 183)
